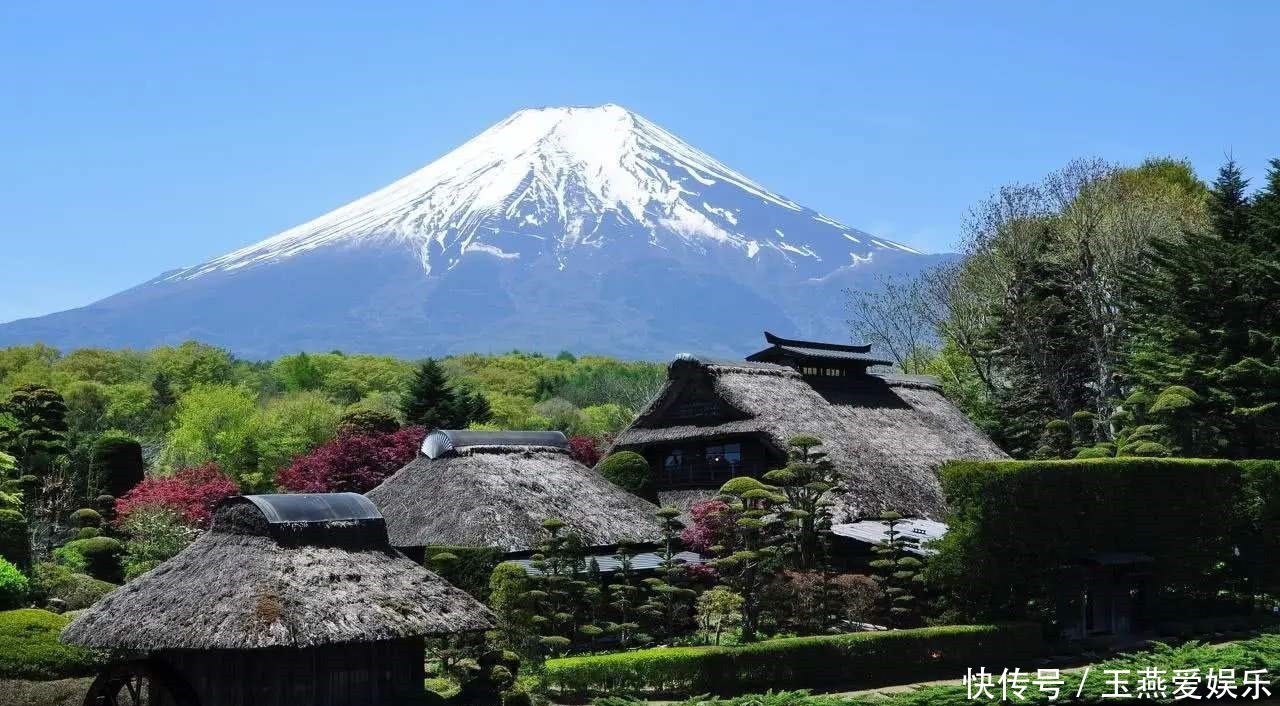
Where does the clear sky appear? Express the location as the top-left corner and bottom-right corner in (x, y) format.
(2, 1), (1277, 324)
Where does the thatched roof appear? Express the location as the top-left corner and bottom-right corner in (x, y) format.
(612, 356), (1007, 521)
(61, 494), (493, 652)
(367, 440), (663, 553)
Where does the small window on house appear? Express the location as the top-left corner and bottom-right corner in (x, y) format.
(704, 443), (743, 472)
(664, 449), (684, 470)
(802, 366), (819, 375)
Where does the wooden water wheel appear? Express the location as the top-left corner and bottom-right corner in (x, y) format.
(83, 660), (198, 706)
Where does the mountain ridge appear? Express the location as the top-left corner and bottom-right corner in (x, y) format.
(0, 104), (947, 360)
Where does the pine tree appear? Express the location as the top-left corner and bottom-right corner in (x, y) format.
(399, 359), (462, 429)
(869, 511), (923, 627)
(641, 506), (696, 641)
(763, 435), (842, 570)
(1, 385), (69, 478)
(151, 371), (177, 408)
(1121, 158), (1280, 457)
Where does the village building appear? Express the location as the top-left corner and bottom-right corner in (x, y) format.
(367, 430), (664, 563)
(609, 332), (1008, 524)
(61, 493), (492, 706)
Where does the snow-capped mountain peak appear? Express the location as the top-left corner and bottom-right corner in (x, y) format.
(172, 104), (917, 281)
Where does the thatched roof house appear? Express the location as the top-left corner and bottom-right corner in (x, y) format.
(611, 333), (1007, 521)
(62, 493), (491, 706)
(367, 430), (662, 555)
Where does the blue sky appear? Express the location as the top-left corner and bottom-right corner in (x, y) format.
(2, 1), (1277, 324)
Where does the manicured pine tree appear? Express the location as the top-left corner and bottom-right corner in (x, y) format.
(869, 511), (923, 627)
(1, 384), (69, 478)
(708, 476), (789, 642)
(763, 435), (843, 570)
(642, 506), (697, 641)
(88, 433), (145, 499)
(606, 539), (646, 648)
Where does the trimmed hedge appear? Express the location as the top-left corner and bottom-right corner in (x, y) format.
(0, 609), (103, 679)
(29, 562), (117, 611)
(423, 545), (503, 601)
(0, 509), (30, 570)
(54, 537), (124, 583)
(544, 623), (1043, 696)
(928, 458), (1262, 625)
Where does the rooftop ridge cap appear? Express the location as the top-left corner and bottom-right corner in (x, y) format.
(763, 330), (873, 353)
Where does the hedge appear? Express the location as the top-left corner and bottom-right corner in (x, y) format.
(0, 609), (103, 679)
(596, 633), (1280, 706)
(544, 623), (1043, 696)
(423, 545), (503, 601)
(927, 458), (1272, 626)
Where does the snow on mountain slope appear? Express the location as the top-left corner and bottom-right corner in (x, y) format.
(0, 104), (946, 360)
(171, 104), (918, 281)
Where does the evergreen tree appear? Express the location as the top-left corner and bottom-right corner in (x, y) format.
(763, 436), (842, 570)
(869, 511), (924, 627)
(399, 359), (470, 429)
(1121, 158), (1280, 457)
(641, 506), (696, 641)
(151, 371), (177, 408)
(606, 539), (646, 647)
(707, 477), (789, 641)
(1, 385), (69, 478)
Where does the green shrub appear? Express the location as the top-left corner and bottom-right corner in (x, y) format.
(0, 558), (28, 609)
(29, 562), (116, 610)
(55, 537), (124, 583)
(599, 451), (651, 493)
(90, 433), (145, 498)
(70, 508), (102, 528)
(0, 509), (30, 569)
(1073, 446), (1111, 459)
(928, 458), (1243, 626)
(76, 527), (101, 540)
(544, 623), (1043, 696)
(423, 545), (503, 601)
(120, 508), (197, 581)
(0, 608), (103, 679)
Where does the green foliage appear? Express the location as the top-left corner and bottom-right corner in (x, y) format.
(598, 451), (650, 493)
(1, 384), (69, 477)
(928, 458), (1259, 627)
(1120, 159), (1280, 458)
(400, 359), (492, 430)
(89, 432), (144, 498)
(70, 507), (101, 528)
(120, 508), (197, 580)
(695, 586), (743, 645)
(488, 561), (539, 659)
(868, 511), (923, 627)
(0, 509), (30, 569)
(0, 557), (27, 609)
(337, 408), (400, 436)
(28, 562), (116, 610)
(0, 608), (103, 678)
(54, 536), (124, 583)
(158, 384), (258, 477)
(424, 545), (503, 601)
(544, 623), (1043, 696)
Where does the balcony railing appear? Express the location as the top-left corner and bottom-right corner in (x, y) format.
(655, 460), (765, 489)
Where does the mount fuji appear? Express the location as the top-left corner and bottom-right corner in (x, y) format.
(0, 105), (951, 359)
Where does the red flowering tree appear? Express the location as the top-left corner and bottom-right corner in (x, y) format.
(567, 435), (601, 467)
(115, 463), (239, 528)
(276, 426), (425, 494)
(680, 499), (735, 553)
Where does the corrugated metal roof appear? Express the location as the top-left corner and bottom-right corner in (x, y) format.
(830, 518), (948, 555)
(421, 429), (569, 459)
(237, 493), (382, 524)
(512, 550), (705, 575)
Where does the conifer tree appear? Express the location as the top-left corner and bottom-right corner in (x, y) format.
(869, 511), (923, 627)
(763, 435), (842, 570)
(642, 506), (696, 640)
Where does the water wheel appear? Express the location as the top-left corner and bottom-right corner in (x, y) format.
(83, 660), (198, 706)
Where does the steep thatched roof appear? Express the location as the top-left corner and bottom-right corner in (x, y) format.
(613, 356), (1007, 521)
(367, 440), (663, 553)
(61, 494), (492, 652)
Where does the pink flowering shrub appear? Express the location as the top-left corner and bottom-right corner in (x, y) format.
(115, 463), (239, 528)
(276, 426), (425, 494)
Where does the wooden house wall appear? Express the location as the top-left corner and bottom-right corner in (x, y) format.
(159, 639), (425, 706)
